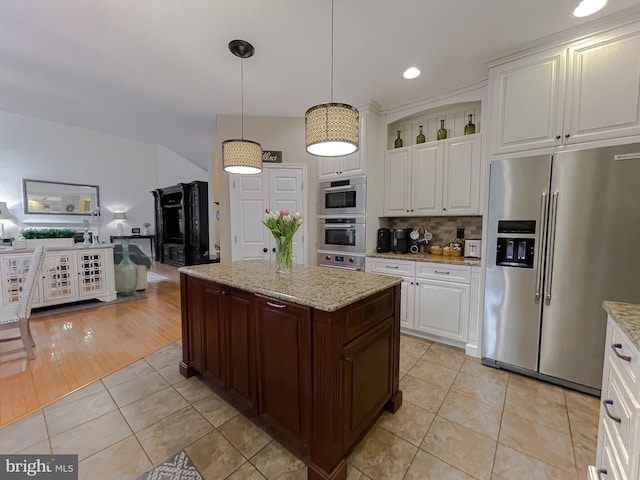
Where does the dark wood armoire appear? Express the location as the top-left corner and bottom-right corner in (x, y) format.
(151, 181), (210, 266)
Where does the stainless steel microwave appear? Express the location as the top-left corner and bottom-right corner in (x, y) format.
(317, 217), (366, 254)
(317, 175), (366, 216)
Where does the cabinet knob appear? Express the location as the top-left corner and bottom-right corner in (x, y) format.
(263, 248), (268, 253)
(272, 247), (276, 253)
(555, 135), (561, 140)
(565, 134), (570, 138)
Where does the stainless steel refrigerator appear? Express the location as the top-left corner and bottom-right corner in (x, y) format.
(482, 143), (640, 394)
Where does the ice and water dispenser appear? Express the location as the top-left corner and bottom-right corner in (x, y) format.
(495, 220), (536, 268)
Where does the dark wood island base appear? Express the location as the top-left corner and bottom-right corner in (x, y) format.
(178, 262), (402, 480)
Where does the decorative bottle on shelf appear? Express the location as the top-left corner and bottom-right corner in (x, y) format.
(115, 239), (137, 296)
(437, 119), (447, 140)
(464, 114), (476, 135)
(394, 130), (403, 148)
(416, 125), (426, 144)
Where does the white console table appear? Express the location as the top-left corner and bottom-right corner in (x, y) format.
(0, 245), (117, 308)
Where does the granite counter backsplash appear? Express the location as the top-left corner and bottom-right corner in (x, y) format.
(179, 260), (402, 312)
(603, 301), (640, 351)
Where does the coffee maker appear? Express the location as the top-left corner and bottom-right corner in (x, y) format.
(376, 228), (391, 253)
(391, 228), (411, 254)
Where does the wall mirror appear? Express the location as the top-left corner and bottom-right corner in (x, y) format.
(22, 179), (100, 215)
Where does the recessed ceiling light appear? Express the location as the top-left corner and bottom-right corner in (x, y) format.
(573, 0), (607, 17)
(403, 67), (421, 79)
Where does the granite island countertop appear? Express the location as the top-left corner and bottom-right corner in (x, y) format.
(603, 301), (640, 350)
(367, 251), (481, 267)
(179, 259), (402, 312)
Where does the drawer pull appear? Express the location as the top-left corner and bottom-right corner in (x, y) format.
(597, 468), (608, 479)
(434, 270), (450, 275)
(611, 343), (632, 362)
(266, 301), (287, 309)
(602, 400), (621, 424)
(386, 265), (399, 269)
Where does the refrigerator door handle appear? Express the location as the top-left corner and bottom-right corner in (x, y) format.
(535, 192), (549, 299)
(545, 191), (559, 303)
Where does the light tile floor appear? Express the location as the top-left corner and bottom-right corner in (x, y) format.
(0, 335), (600, 480)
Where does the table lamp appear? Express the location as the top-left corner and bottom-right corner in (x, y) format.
(113, 212), (127, 236)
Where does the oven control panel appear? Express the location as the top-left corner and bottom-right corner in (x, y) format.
(317, 253), (365, 271)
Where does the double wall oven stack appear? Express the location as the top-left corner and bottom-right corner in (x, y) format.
(317, 175), (366, 270)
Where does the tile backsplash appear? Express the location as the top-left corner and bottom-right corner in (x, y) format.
(384, 216), (483, 246)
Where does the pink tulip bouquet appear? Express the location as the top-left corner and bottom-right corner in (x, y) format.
(262, 209), (302, 272)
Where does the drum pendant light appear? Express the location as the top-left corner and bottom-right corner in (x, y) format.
(305, 0), (359, 157)
(223, 40), (263, 175)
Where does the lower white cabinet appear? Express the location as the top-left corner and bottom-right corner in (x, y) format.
(593, 317), (640, 480)
(369, 257), (478, 353)
(0, 246), (117, 308)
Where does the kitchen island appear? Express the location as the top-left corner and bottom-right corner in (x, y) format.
(178, 260), (403, 480)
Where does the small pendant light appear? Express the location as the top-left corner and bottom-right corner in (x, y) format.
(305, 0), (359, 157)
(223, 39), (263, 175)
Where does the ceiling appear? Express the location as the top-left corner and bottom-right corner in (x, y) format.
(1, 0), (638, 169)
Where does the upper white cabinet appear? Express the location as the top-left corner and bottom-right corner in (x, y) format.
(384, 134), (480, 216)
(318, 110), (370, 180)
(490, 22), (640, 155)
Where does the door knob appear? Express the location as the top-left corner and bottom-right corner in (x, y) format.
(272, 247), (276, 253)
(263, 248), (268, 253)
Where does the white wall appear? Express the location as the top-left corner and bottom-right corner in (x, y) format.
(213, 114), (318, 264)
(0, 111), (205, 258)
(157, 146), (207, 187)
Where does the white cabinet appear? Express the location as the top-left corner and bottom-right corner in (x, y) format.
(318, 110), (369, 179)
(0, 246), (117, 308)
(593, 317), (640, 480)
(490, 22), (640, 155)
(413, 263), (470, 343)
(369, 258), (474, 349)
(318, 151), (363, 179)
(443, 135), (481, 215)
(383, 134), (480, 216)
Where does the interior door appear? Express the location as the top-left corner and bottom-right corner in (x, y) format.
(231, 166), (306, 264)
(231, 174), (271, 261)
(268, 168), (305, 264)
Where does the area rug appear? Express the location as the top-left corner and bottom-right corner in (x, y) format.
(136, 450), (203, 480)
(30, 292), (146, 319)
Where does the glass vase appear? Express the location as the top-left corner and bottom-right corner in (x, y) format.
(115, 239), (138, 296)
(275, 236), (293, 273)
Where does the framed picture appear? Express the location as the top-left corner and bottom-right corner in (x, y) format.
(131, 227), (141, 235)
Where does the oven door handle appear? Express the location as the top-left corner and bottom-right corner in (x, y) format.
(324, 185), (356, 192)
(323, 224), (355, 229)
(320, 264), (361, 271)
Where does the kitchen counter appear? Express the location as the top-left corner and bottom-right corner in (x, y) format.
(603, 301), (640, 350)
(367, 251), (481, 267)
(179, 259), (402, 480)
(179, 259), (402, 312)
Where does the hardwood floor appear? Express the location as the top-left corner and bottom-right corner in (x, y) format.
(0, 262), (182, 428)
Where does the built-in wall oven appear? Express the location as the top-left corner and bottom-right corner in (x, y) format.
(317, 175), (366, 216)
(317, 217), (365, 253)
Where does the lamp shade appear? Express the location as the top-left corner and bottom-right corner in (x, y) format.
(223, 139), (263, 175)
(113, 212), (127, 220)
(305, 103), (359, 157)
(0, 202), (11, 220)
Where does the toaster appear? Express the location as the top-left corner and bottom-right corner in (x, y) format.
(464, 239), (482, 258)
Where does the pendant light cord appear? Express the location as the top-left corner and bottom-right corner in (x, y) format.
(241, 57), (244, 140)
(330, 0), (334, 102)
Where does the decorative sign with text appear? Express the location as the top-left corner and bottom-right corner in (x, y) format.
(263, 151), (282, 163)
